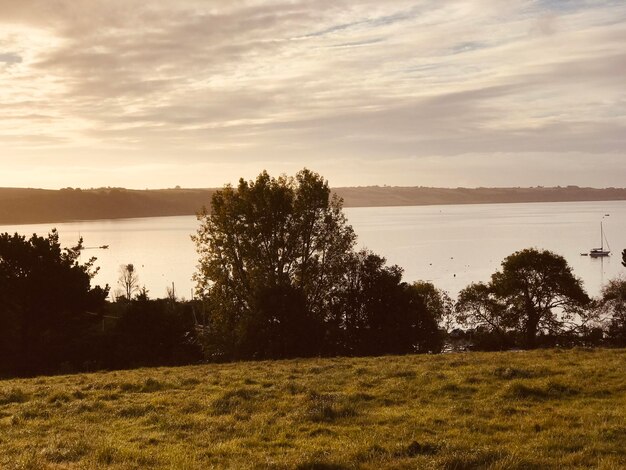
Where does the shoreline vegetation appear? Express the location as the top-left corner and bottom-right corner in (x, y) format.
(1, 185), (626, 225)
(2, 169), (625, 380)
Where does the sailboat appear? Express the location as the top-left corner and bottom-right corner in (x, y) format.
(589, 221), (610, 258)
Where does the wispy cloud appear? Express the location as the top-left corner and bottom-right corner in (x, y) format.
(0, 0), (624, 188)
(0, 52), (22, 64)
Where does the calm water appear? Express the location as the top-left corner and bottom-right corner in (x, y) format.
(1, 201), (624, 299)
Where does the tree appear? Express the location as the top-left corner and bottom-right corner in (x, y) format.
(103, 298), (202, 369)
(327, 251), (442, 356)
(334, 250), (407, 355)
(193, 169), (355, 359)
(403, 282), (445, 353)
(0, 230), (109, 376)
(409, 281), (454, 333)
(622, 248), (626, 268)
(455, 282), (515, 350)
(118, 263), (139, 300)
(456, 248), (589, 349)
(597, 278), (626, 346)
(193, 169), (448, 360)
(241, 284), (319, 359)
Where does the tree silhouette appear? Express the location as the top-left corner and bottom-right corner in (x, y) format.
(456, 248), (589, 349)
(409, 281), (453, 333)
(598, 279), (626, 346)
(104, 298), (201, 369)
(335, 250), (407, 355)
(193, 169), (446, 359)
(193, 169), (355, 359)
(320, 250), (443, 356)
(0, 230), (108, 376)
(118, 263), (139, 300)
(456, 282), (514, 350)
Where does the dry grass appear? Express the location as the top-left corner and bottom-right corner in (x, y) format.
(1, 348), (625, 469)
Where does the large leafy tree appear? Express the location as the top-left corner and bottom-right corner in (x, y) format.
(455, 282), (515, 350)
(456, 282), (509, 334)
(597, 278), (626, 346)
(193, 169), (355, 359)
(456, 248), (589, 349)
(0, 230), (108, 376)
(410, 281), (453, 334)
(321, 251), (443, 356)
(403, 281), (445, 353)
(332, 250), (408, 356)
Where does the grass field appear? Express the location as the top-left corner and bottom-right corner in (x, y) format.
(1, 349), (625, 469)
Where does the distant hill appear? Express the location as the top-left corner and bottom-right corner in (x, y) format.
(0, 188), (217, 225)
(0, 186), (625, 225)
(334, 186), (626, 207)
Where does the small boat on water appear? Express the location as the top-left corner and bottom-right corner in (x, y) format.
(589, 221), (610, 258)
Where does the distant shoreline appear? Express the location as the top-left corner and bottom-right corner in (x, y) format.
(1, 186), (625, 226)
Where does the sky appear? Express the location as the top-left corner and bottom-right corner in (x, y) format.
(0, 0), (625, 189)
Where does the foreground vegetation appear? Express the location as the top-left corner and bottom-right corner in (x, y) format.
(1, 349), (625, 469)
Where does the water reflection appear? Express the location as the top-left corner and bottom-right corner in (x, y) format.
(1, 200), (624, 299)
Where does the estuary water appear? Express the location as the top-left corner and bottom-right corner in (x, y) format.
(1, 201), (624, 299)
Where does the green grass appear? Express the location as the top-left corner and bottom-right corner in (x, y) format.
(1, 349), (625, 469)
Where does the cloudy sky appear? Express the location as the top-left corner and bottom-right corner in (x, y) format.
(1, 0), (625, 189)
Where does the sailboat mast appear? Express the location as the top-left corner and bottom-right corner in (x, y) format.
(600, 222), (603, 250)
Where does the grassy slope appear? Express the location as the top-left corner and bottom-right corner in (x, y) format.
(1, 349), (625, 469)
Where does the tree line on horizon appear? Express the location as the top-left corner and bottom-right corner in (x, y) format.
(3, 184), (626, 226)
(1, 169), (625, 378)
